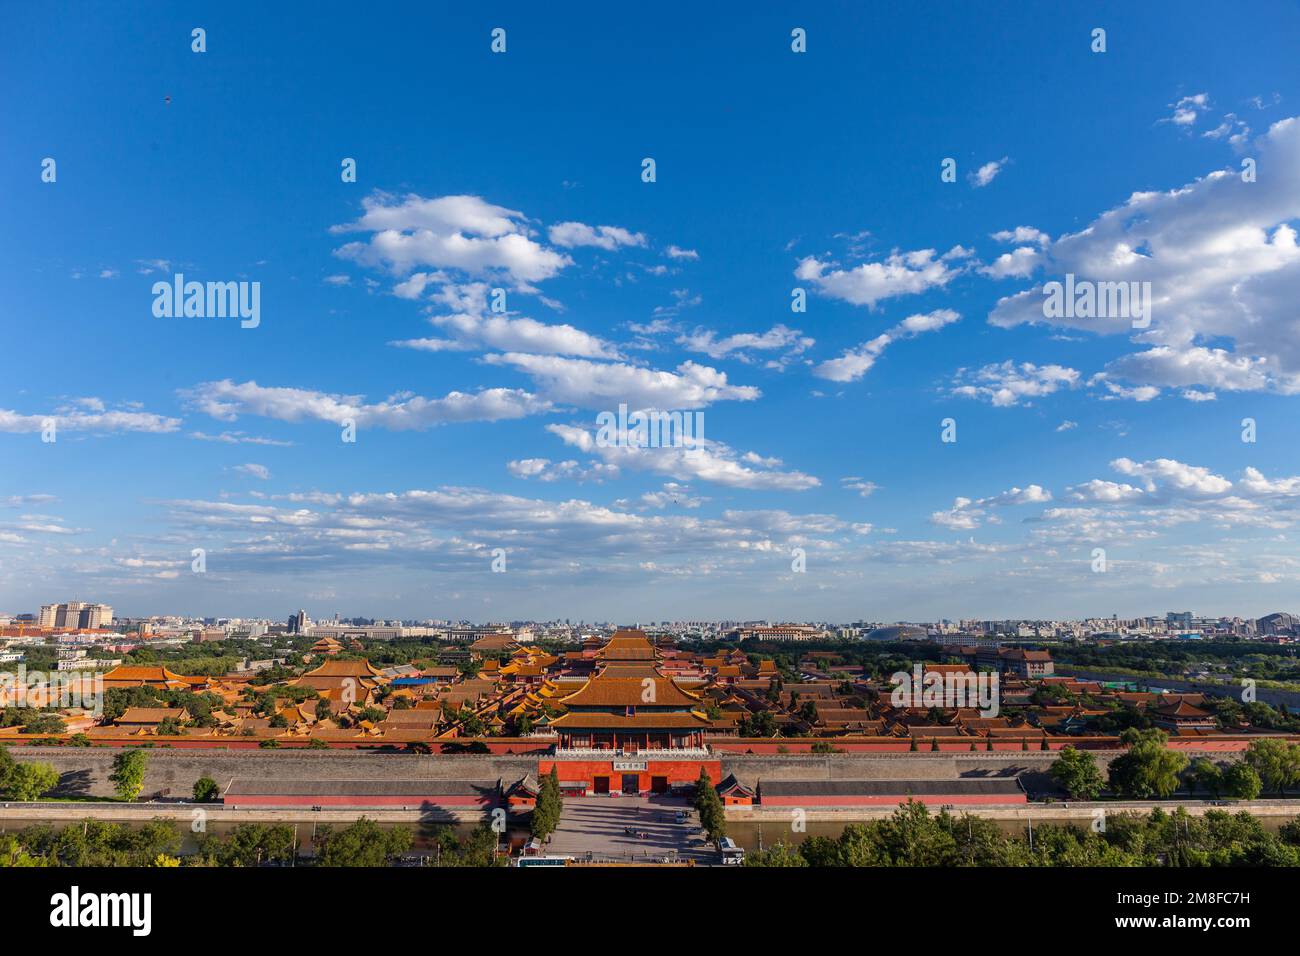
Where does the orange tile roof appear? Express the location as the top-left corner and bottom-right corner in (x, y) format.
(117, 707), (186, 724)
(594, 630), (658, 661)
(549, 711), (710, 729)
(300, 659), (384, 679)
(101, 665), (207, 688)
(558, 674), (701, 708)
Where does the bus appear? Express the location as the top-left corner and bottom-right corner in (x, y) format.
(717, 838), (745, 865)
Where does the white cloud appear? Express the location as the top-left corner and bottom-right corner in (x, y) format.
(991, 226), (1051, 247)
(332, 193), (571, 283)
(190, 430), (294, 447)
(969, 157), (1008, 187)
(547, 221), (647, 250)
(1165, 92), (1210, 127)
(395, 313), (614, 358)
(1091, 376), (1162, 402)
(391, 282), (617, 357)
(841, 478), (878, 498)
(796, 248), (963, 308)
(950, 360), (1080, 406)
(676, 324), (813, 363)
(1049, 458), (1300, 538)
(651, 288), (702, 318)
(1203, 112), (1251, 149)
(981, 246), (1041, 279)
(132, 485), (855, 588)
(666, 245), (699, 260)
(1066, 479), (1147, 503)
(506, 458), (550, 478)
(1103, 346), (1271, 394)
(989, 116), (1300, 395)
(2, 494), (57, 508)
(483, 353), (760, 410)
(1238, 466), (1300, 497)
(1112, 457), (1234, 497)
(234, 463), (271, 480)
(546, 423), (818, 491)
(931, 484), (1051, 529)
(814, 309), (960, 382)
(639, 483), (706, 509)
(182, 379), (551, 430)
(0, 401), (180, 435)
(506, 457), (618, 483)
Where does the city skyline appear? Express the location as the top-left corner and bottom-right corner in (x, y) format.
(6, 3), (1300, 621)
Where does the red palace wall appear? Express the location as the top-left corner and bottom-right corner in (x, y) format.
(538, 758), (721, 794)
(705, 739), (1076, 754)
(760, 793), (1027, 807)
(224, 794), (496, 808)
(705, 736), (1300, 754)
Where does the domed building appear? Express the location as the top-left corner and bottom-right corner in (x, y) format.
(864, 624), (930, 642)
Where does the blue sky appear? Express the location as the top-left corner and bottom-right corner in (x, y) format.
(4, 1), (1300, 622)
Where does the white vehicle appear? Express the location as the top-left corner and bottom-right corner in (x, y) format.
(717, 837), (745, 865)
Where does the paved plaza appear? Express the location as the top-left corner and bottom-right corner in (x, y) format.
(544, 795), (716, 864)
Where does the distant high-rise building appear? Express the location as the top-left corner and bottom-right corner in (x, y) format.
(1258, 612), (1299, 637)
(40, 602), (113, 629)
(287, 609), (309, 634)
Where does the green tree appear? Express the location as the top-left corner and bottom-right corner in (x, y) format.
(1050, 746), (1104, 800)
(744, 842), (808, 866)
(532, 766), (563, 840)
(109, 749), (149, 801)
(1186, 757), (1223, 797)
(195, 823), (295, 866)
(429, 821), (504, 867)
(6, 762), (59, 801)
(19, 713), (66, 735)
(0, 744), (15, 794)
(1107, 728), (1188, 799)
(192, 776), (220, 802)
(1243, 738), (1300, 796)
(316, 818), (412, 866)
(693, 768), (727, 842)
(1222, 762), (1263, 800)
(457, 708), (485, 736)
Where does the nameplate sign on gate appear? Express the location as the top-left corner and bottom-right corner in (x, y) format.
(613, 760), (648, 771)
